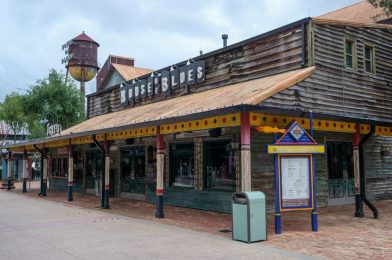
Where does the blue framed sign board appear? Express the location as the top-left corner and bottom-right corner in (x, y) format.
(267, 121), (325, 234)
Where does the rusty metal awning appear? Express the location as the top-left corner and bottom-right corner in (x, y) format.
(5, 67), (315, 150)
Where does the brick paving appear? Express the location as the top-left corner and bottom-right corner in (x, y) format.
(8, 182), (392, 260)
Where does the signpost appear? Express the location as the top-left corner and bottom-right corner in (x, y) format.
(267, 121), (325, 234)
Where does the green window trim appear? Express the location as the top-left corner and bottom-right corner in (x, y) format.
(344, 38), (356, 69)
(364, 44), (376, 74)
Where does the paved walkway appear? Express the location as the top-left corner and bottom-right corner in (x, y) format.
(6, 182), (392, 259)
(0, 190), (312, 260)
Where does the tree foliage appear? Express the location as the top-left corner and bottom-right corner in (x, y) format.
(368, 0), (392, 17)
(0, 69), (85, 139)
(0, 92), (27, 143)
(23, 69), (85, 138)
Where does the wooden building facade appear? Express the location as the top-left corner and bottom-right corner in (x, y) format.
(4, 16), (392, 215)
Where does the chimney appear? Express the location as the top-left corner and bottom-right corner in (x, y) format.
(222, 34), (228, 47)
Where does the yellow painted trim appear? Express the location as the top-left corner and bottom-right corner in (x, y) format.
(106, 126), (157, 141)
(160, 113), (241, 135)
(249, 112), (387, 135)
(268, 145), (325, 154)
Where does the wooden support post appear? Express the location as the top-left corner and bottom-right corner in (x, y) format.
(22, 150), (28, 193)
(241, 112), (251, 192)
(67, 142), (74, 202)
(42, 149), (48, 196)
(353, 124), (364, 217)
(155, 126), (165, 218)
(103, 137), (110, 209)
(7, 151), (12, 191)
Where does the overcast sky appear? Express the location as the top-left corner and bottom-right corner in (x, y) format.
(0, 0), (360, 100)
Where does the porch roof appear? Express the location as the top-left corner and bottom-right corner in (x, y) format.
(5, 67), (315, 150)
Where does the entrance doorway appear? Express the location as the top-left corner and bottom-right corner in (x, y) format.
(120, 146), (146, 200)
(327, 141), (355, 205)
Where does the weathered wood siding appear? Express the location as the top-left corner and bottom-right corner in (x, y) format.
(87, 23), (305, 118)
(364, 136), (392, 200)
(263, 23), (392, 123)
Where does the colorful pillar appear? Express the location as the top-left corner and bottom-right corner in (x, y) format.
(22, 150), (28, 193)
(103, 137), (110, 209)
(7, 151), (12, 191)
(310, 111), (318, 232)
(353, 123), (364, 217)
(67, 142), (74, 201)
(42, 149), (48, 196)
(240, 112), (251, 192)
(155, 126), (165, 218)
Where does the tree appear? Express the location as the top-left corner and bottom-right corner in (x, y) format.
(368, 0), (392, 17)
(0, 92), (28, 143)
(23, 69), (85, 139)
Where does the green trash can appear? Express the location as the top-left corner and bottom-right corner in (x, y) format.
(232, 191), (267, 243)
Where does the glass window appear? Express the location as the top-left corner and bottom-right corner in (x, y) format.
(345, 39), (354, 69)
(170, 143), (194, 187)
(121, 146), (145, 179)
(364, 45), (375, 74)
(50, 157), (68, 177)
(204, 140), (235, 191)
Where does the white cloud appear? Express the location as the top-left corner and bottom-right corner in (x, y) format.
(0, 0), (361, 99)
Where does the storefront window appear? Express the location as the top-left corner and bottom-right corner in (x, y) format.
(204, 140), (235, 191)
(86, 150), (103, 178)
(170, 143), (194, 187)
(121, 146), (145, 179)
(50, 157), (68, 177)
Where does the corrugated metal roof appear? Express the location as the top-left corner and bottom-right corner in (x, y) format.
(72, 32), (99, 45)
(112, 64), (153, 81)
(317, 1), (387, 24)
(61, 67), (315, 135)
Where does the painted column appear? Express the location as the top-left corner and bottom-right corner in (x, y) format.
(155, 126), (165, 218)
(353, 123), (364, 217)
(22, 150), (28, 193)
(310, 111), (318, 232)
(42, 149), (48, 196)
(240, 112), (251, 192)
(7, 151), (12, 190)
(67, 143), (74, 201)
(103, 137), (110, 209)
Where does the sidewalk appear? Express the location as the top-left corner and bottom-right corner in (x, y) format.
(10, 182), (392, 259)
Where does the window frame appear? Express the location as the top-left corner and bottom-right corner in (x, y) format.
(363, 43), (376, 74)
(343, 37), (357, 70)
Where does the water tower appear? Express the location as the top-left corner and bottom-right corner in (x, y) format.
(62, 31), (99, 94)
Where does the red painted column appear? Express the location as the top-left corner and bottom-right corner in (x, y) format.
(241, 112), (251, 191)
(7, 151), (12, 190)
(22, 150), (28, 193)
(67, 141), (74, 201)
(353, 123), (363, 217)
(155, 126), (165, 218)
(103, 135), (110, 209)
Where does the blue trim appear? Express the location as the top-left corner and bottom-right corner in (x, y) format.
(279, 155), (313, 210)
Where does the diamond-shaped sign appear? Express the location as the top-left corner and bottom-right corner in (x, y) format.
(289, 124), (304, 141)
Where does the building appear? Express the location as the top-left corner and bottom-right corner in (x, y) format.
(4, 2), (392, 217)
(0, 121), (29, 188)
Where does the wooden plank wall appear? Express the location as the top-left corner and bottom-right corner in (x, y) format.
(87, 24), (305, 118)
(263, 23), (392, 123)
(364, 135), (392, 200)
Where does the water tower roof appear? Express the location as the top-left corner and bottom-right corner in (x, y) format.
(72, 31), (99, 46)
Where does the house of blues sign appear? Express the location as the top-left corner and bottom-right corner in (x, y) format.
(120, 60), (205, 107)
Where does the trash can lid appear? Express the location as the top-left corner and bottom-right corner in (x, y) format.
(232, 191), (265, 203)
